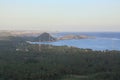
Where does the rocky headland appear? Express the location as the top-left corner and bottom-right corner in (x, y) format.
(34, 32), (95, 42)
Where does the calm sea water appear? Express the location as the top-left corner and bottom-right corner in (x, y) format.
(31, 32), (120, 51)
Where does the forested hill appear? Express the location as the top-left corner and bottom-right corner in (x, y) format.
(0, 36), (120, 80)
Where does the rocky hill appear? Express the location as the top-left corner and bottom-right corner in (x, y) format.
(34, 32), (56, 42)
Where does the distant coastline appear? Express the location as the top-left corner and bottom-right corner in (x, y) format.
(28, 32), (120, 51)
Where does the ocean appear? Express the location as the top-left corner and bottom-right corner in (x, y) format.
(31, 32), (120, 51)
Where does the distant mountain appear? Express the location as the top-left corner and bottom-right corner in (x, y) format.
(0, 31), (13, 40)
(0, 31), (12, 37)
(34, 32), (56, 42)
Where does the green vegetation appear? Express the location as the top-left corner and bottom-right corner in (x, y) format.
(0, 36), (120, 80)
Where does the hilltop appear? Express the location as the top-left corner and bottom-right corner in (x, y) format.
(34, 32), (56, 42)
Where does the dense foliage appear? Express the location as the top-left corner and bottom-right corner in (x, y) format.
(0, 37), (120, 80)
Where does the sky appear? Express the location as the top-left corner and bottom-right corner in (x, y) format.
(0, 0), (120, 32)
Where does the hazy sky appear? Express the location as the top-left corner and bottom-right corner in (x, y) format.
(0, 0), (120, 32)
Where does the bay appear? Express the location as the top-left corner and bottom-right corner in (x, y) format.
(30, 32), (120, 51)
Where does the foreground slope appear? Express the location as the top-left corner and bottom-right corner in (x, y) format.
(0, 36), (120, 80)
